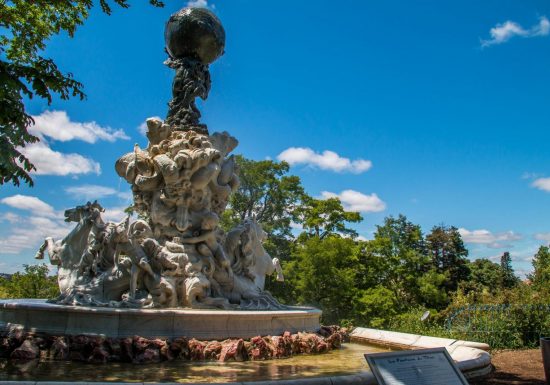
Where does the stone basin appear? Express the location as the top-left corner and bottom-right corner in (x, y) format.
(0, 299), (321, 340)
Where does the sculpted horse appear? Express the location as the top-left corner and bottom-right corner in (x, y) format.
(35, 201), (104, 295)
(221, 217), (285, 309)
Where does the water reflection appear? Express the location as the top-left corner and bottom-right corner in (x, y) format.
(0, 343), (387, 383)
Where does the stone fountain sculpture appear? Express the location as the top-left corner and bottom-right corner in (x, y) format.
(35, 7), (285, 311)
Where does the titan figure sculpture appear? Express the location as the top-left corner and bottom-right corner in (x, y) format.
(36, 7), (285, 310)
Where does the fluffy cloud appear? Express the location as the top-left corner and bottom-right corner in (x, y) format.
(0, 196), (69, 255)
(321, 190), (386, 213)
(30, 110), (128, 143)
(532, 177), (550, 192)
(65, 185), (132, 201)
(278, 147), (372, 174)
(187, 0), (210, 8)
(534, 233), (550, 242)
(20, 141), (101, 176)
(0, 197), (128, 256)
(1, 195), (57, 218)
(0, 215), (71, 255)
(481, 16), (549, 47)
(458, 228), (522, 248)
(102, 206), (130, 223)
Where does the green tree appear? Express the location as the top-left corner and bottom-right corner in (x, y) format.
(460, 258), (503, 299)
(363, 215), (439, 308)
(529, 245), (550, 288)
(296, 196), (362, 240)
(374, 214), (425, 255)
(223, 156), (304, 238)
(426, 225), (470, 293)
(500, 251), (519, 289)
(0, 0), (163, 187)
(286, 235), (361, 324)
(0, 264), (59, 299)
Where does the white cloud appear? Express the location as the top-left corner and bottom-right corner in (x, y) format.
(1, 195), (56, 218)
(30, 110), (128, 143)
(20, 141), (101, 176)
(0, 197), (129, 256)
(187, 0), (210, 8)
(0, 216), (71, 255)
(458, 228), (522, 248)
(534, 233), (550, 242)
(102, 206), (130, 223)
(1, 212), (22, 224)
(321, 190), (386, 213)
(65, 185), (132, 201)
(532, 177), (550, 192)
(277, 147), (372, 174)
(481, 16), (549, 47)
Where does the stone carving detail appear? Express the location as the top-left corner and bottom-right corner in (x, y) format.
(36, 121), (284, 310)
(35, 7), (285, 310)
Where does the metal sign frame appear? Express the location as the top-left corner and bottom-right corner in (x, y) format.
(365, 347), (470, 385)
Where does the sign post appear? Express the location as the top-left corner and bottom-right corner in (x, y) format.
(365, 347), (469, 385)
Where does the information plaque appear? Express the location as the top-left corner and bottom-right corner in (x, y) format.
(365, 347), (469, 385)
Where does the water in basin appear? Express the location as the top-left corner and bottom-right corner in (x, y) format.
(0, 342), (389, 383)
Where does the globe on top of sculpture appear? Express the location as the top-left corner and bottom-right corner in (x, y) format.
(165, 7), (225, 64)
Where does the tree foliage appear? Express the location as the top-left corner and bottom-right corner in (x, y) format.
(426, 225), (470, 293)
(0, 264), (58, 299)
(0, 0), (163, 187)
(529, 245), (550, 289)
(500, 251), (519, 289)
(223, 155), (304, 237)
(286, 236), (360, 324)
(296, 196), (362, 240)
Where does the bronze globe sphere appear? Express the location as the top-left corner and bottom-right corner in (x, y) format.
(165, 7), (225, 64)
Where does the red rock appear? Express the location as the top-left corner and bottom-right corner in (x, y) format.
(51, 337), (69, 360)
(7, 326), (24, 344)
(170, 337), (189, 359)
(160, 343), (174, 361)
(269, 336), (286, 358)
(281, 332), (293, 356)
(188, 338), (206, 360)
(134, 347), (160, 363)
(249, 336), (270, 360)
(70, 335), (92, 355)
(316, 339), (329, 353)
(120, 337), (134, 362)
(326, 332), (342, 349)
(0, 338), (13, 358)
(219, 339), (246, 362)
(106, 337), (121, 359)
(89, 346), (110, 363)
(10, 339), (39, 360)
(204, 340), (222, 360)
(133, 336), (152, 352)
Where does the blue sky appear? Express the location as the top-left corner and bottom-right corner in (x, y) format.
(1, 0), (550, 277)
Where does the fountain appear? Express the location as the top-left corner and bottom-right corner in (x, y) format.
(0, 7), (493, 383)
(1, 6), (320, 341)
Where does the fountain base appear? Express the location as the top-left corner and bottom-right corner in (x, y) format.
(0, 299), (321, 340)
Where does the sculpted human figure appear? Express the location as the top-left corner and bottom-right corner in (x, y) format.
(180, 213), (230, 269)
